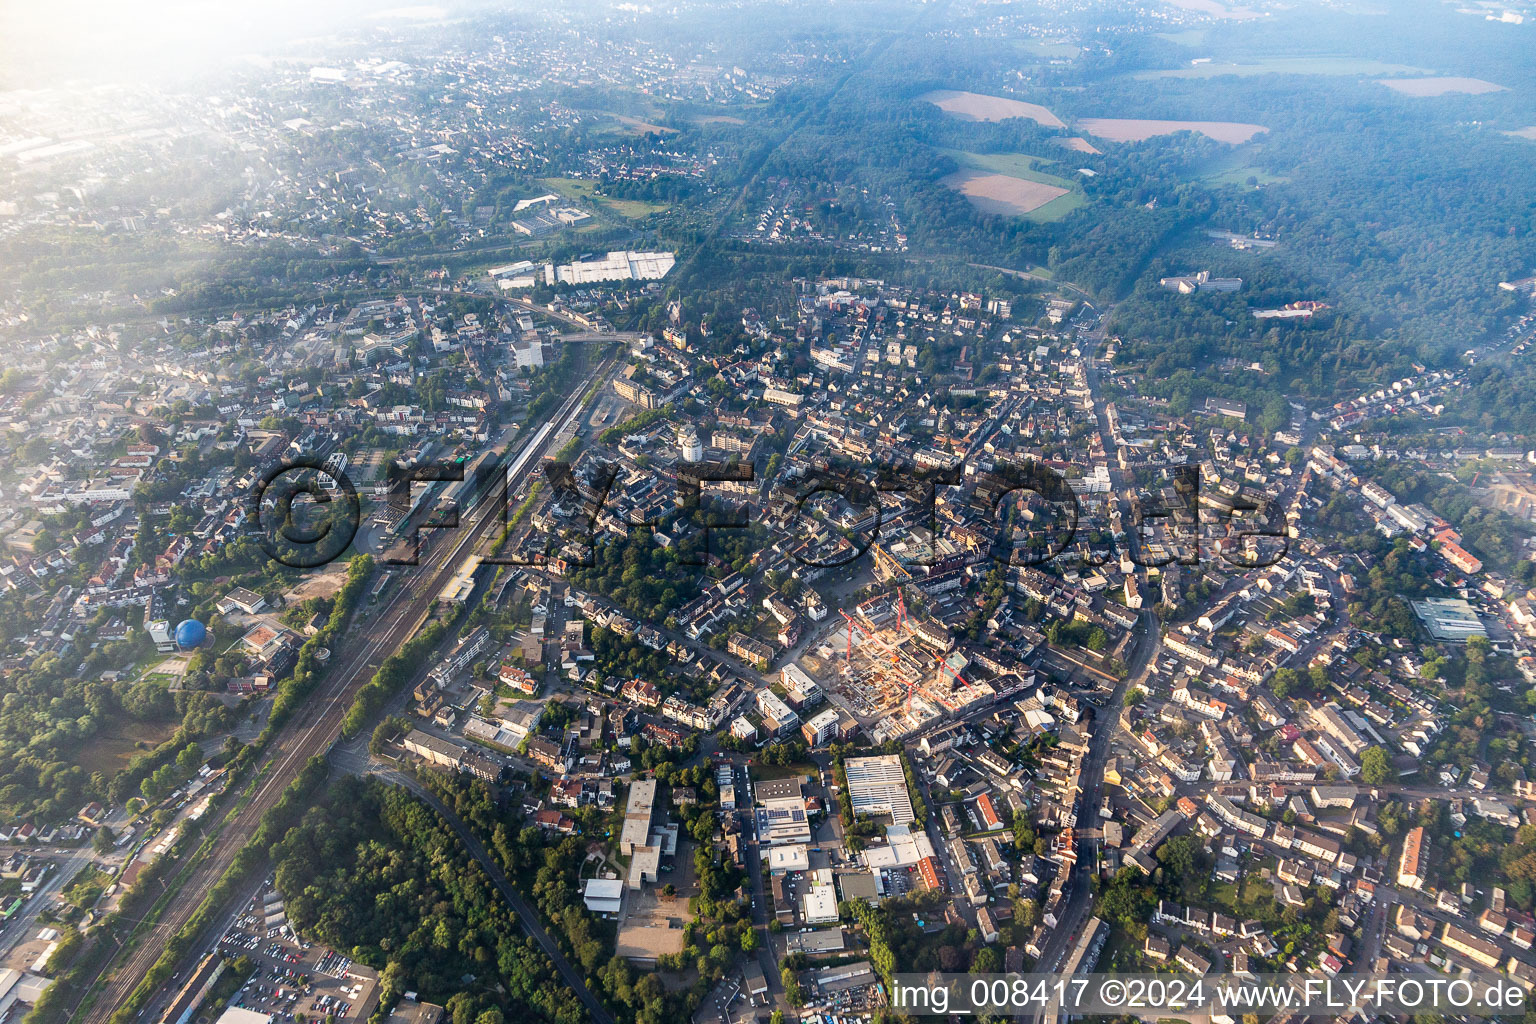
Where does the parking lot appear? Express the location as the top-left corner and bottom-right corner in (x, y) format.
(216, 895), (376, 1022)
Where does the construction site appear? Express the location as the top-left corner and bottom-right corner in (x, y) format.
(795, 564), (1002, 744)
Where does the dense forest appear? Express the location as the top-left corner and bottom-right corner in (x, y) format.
(652, 2), (1536, 416)
(274, 776), (592, 1024)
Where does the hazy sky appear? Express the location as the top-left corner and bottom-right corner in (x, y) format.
(0, 0), (458, 88)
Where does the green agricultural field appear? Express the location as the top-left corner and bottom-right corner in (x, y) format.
(603, 197), (670, 218)
(1155, 29), (1209, 46)
(1017, 39), (1080, 59)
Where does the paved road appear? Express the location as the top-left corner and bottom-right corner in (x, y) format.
(739, 810), (789, 1018)
(1032, 608), (1161, 977)
(369, 768), (617, 1024)
(0, 843), (94, 954)
(1028, 307), (1160, 982)
(80, 355), (621, 1024)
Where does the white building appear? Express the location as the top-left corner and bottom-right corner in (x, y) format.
(780, 663), (822, 706)
(756, 688), (799, 735)
(801, 708), (840, 746)
(844, 754), (915, 826)
(678, 425), (703, 462)
(803, 885), (840, 924)
(583, 877), (625, 915)
(217, 1010), (274, 1024)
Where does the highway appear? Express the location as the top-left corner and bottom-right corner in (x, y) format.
(77, 351), (621, 1024)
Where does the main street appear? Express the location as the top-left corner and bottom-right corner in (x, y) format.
(1027, 299), (1158, 981)
(0, 842), (95, 956)
(78, 350), (623, 1024)
(1031, 607), (1161, 976)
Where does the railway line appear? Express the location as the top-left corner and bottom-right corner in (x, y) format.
(77, 352), (620, 1024)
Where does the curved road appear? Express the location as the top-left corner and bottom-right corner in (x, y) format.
(370, 768), (617, 1024)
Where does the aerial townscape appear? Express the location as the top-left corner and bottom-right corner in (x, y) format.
(4, 1), (1536, 1024)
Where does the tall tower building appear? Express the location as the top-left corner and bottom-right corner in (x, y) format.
(678, 425), (703, 462)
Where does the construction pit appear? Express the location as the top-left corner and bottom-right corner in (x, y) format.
(796, 590), (998, 743)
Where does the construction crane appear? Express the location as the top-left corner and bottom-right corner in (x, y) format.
(921, 659), (966, 713)
(838, 609), (873, 665)
(934, 651), (971, 691)
(871, 542), (912, 583)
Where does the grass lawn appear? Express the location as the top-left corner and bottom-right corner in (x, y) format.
(749, 760), (815, 782)
(1204, 165), (1290, 187)
(1217, 854), (1293, 922)
(1099, 927), (1144, 971)
(942, 150), (1088, 222)
(1211, 879), (1242, 910)
(1198, 148), (1291, 187)
(604, 197), (670, 218)
(75, 720), (180, 776)
(1018, 39), (1080, 59)
(598, 111), (677, 137)
(540, 176), (598, 201)
(1155, 29), (1208, 46)
(538, 177), (669, 219)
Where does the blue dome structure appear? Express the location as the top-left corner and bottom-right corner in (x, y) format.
(174, 619), (207, 650)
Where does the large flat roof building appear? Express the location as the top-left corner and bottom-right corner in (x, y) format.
(216, 1011), (274, 1024)
(754, 779), (811, 845)
(159, 954), (226, 1024)
(1412, 598), (1487, 643)
(803, 884), (840, 924)
(756, 796), (813, 845)
(620, 779), (657, 856)
(844, 754), (915, 826)
(403, 730), (466, 770)
(583, 877), (625, 914)
(754, 777), (804, 802)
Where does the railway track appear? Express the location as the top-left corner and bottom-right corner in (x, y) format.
(76, 353), (619, 1024)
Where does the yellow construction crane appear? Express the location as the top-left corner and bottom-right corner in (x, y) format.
(870, 542), (911, 583)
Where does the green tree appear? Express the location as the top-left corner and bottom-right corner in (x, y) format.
(1361, 746), (1393, 785)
